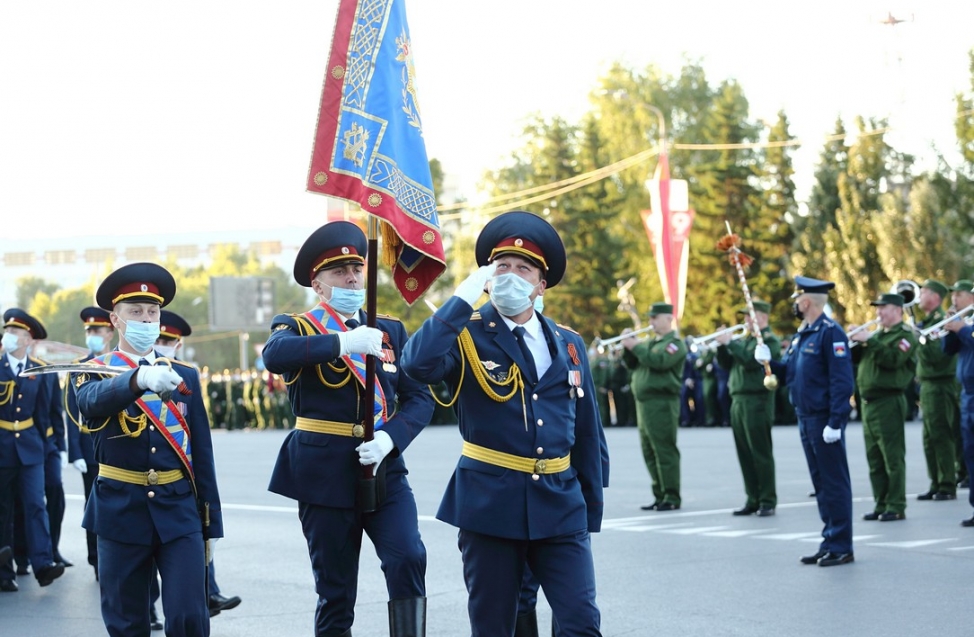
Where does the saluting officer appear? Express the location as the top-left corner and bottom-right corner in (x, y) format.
(850, 292), (918, 522)
(64, 306), (116, 580)
(0, 309), (64, 591)
(75, 263), (223, 637)
(264, 221), (432, 637)
(760, 276), (855, 566)
(716, 300), (782, 516)
(402, 210), (606, 637)
(914, 280), (959, 501)
(622, 302), (687, 511)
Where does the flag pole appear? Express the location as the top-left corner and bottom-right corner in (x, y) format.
(357, 215), (379, 513)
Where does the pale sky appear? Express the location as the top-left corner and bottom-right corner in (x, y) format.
(2, 0), (973, 244)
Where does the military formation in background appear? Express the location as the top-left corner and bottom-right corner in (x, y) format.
(200, 367), (292, 431)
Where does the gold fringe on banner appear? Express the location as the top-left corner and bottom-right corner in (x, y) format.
(379, 220), (401, 269)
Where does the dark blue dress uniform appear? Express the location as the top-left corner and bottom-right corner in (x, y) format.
(941, 297), (974, 514)
(76, 263), (223, 637)
(770, 277), (855, 559)
(265, 221), (433, 637)
(65, 306), (112, 576)
(1, 309), (63, 590)
(401, 211), (606, 637)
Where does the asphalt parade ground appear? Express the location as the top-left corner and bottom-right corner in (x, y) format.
(3, 419), (972, 637)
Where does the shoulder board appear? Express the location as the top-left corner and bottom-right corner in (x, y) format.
(471, 312), (482, 321)
(169, 359), (196, 370)
(556, 323), (580, 335)
(375, 313), (402, 323)
(29, 356), (49, 365)
(823, 318), (836, 328)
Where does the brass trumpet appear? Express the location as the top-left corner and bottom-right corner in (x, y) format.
(688, 324), (747, 353)
(918, 304), (974, 343)
(848, 280), (922, 347)
(595, 325), (656, 354)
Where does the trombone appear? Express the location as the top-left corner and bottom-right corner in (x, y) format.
(918, 304), (974, 343)
(595, 325), (655, 354)
(688, 324), (747, 353)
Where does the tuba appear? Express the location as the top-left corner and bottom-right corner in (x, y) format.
(892, 280), (920, 309)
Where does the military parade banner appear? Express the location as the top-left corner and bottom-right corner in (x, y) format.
(306, 0), (445, 305)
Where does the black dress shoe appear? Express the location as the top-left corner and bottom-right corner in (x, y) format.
(933, 492), (957, 501)
(917, 491), (935, 501)
(0, 579), (18, 592)
(54, 555), (74, 568)
(35, 562), (65, 587)
(209, 593), (242, 613)
(640, 502), (659, 511)
(800, 550), (828, 565)
(818, 551), (854, 567)
(732, 505), (757, 516)
(961, 515), (974, 527)
(862, 511), (881, 521)
(756, 507), (776, 517)
(807, 490), (816, 498)
(15, 565), (29, 576)
(657, 502), (680, 511)
(879, 512), (905, 522)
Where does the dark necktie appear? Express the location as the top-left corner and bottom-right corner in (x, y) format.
(138, 358), (149, 366)
(513, 326), (536, 382)
(15, 362), (23, 377)
(345, 318), (360, 329)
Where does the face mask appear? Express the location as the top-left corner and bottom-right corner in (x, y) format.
(792, 302), (804, 321)
(123, 320), (161, 353)
(327, 286), (366, 315)
(1, 332), (20, 352)
(533, 295), (544, 314)
(490, 273), (538, 317)
(85, 334), (105, 353)
(155, 344), (177, 359)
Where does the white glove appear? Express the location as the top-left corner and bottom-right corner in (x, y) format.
(73, 458), (88, 474)
(356, 430), (394, 476)
(823, 426), (842, 444)
(60, 451), (68, 468)
(453, 263), (497, 306)
(208, 537), (219, 563)
(136, 366), (183, 393)
(754, 344), (771, 363)
(337, 326), (383, 357)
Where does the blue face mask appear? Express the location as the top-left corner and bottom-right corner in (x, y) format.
(533, 295), (544, 313)
(328, 287), (366, 315)
(490, 273), (539, 317)
(123, 321), (161, 353)
(85, 334), (105, 353)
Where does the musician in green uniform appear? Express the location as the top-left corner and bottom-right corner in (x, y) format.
(590, 351), (612, 426)
(850, 292), (918, 521)
(915, 279), (959, 501)
(622, 302), (687, 511)
(715, 301), (782, 516)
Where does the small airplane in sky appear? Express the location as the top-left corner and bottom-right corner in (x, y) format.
(879, 12), (910, 26)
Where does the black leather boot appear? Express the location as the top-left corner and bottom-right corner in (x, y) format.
(388, 596), (426, 637)
(514, 608), (540, 637)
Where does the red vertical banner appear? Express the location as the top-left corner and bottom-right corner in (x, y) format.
(641, 154), (694, 320)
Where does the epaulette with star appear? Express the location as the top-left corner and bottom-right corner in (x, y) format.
(823, 318), (836, 328)
(169, 359), (196, 370)
(471, 312), (482, 321)
(376, 313), (402, 323)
